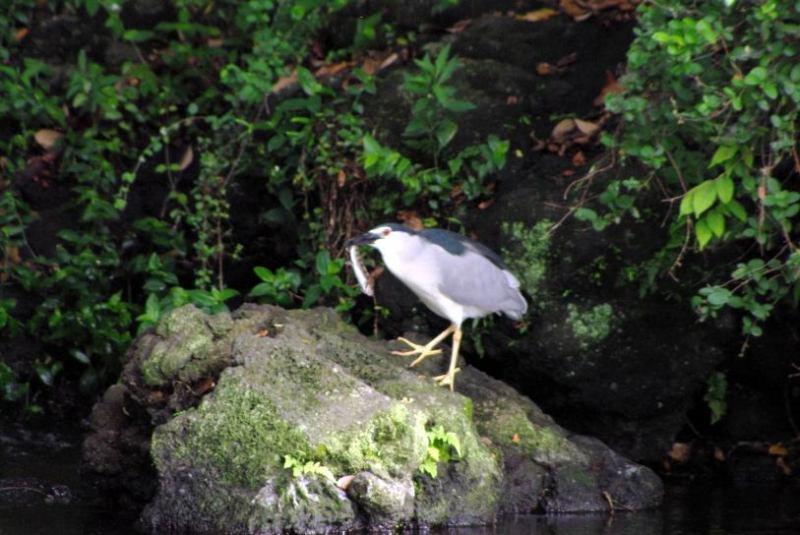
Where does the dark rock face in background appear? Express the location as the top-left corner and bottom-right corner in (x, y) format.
(361, 10), (800, 465)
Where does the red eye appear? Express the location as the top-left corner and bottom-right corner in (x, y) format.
(382, 228), (391, 236)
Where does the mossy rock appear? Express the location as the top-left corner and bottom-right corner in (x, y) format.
(119, 304), (661, 533)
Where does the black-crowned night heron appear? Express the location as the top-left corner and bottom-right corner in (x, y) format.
(346, 223), (527, 390)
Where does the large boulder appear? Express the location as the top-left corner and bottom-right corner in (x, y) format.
(83, 304), (662, 534)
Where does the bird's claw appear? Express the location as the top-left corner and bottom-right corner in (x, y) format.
(391, 337), (442, 367)
(433, 368), (461, 391)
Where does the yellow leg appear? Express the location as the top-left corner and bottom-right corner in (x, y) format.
(434, 326), (462, 391)
(392, 324), (456, 368)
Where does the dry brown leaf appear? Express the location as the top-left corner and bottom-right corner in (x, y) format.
(511, 433), (521, 444)
(561, 0), (590, 19)
(561, 168), (575, 176)
(192, 377), (216, 396)
(34, 129), (62, 150)
(255, 328), (270, 338)
(447, 19), (472, 33)
(397, 210), (424, 230)
(516, 8), (558, 22)
(271, 70), (298, 94)
(593, 71), (624, 106)
(207, 38), (224, 48)
(536, 63), (553, 76)
(361, 57), (381, 76)
(361, 52), (398, 76)
(178, 145), (194, 171)
(551, 119), (576, 143)
(713, 447), (726, 462)
(314, 61), (351, 78)
(574, 118), (600, 137)
(15, 27), (29, 42)
(556, 52), (579, 67)
(336, 475), (355, 490)
(776, 457), (792, 475)
(768, 443), (788, 456)
(478, 199), (495, 210)
(667, 442), (691, 463)
(379, 53), (399, 71)
(572, 150), (586, 166)
(336, 169), (346, 187)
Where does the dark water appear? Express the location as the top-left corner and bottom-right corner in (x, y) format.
(2, 422), (799, 535)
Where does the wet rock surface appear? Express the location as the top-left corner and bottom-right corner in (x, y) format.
(83, 304), (662, 534)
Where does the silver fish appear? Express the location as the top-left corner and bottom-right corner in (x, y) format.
(349, 245), (374, 296)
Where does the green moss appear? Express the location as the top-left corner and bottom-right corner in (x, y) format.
(566, 303), (616, 348)
(475, 400), (583, 465)
(501, 220), (553, 307)
(141, 305), (231, 386)
(462, 398), (474, 421)
(153, 379), (311, 488)
(323, 403), (428, 479)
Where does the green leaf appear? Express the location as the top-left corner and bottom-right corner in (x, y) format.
(715, 175), (734, 203)
(704, 372), (727, 425)
(725, 200), (748, 221)
(363, 135), (380, 154)
(123, 29), (155, 42)
(435, 120), (458, 148)
(70, 349), (91, 365)
(652, 32), (671, 44)
(692, 181), (717, 217)
(709, 145), (737, 167)
(744, 66), (768, 86)
(706, 209), (725, 237)
(695, 218), (712, 249)
(249, 282), (273, 297)
(679, 191), (694, 217)
(706, 287), (731, 306)
(254, 266), (273, 281)
(315, 250), (330, 276)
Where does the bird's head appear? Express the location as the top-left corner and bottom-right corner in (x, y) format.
(345, 223), (417, 255)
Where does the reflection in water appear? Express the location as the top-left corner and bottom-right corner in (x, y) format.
(435, 480), (800, 535)
(3, 422), (800, 535)
(435, 510), (662, 535)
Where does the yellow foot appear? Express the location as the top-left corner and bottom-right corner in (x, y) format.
(433, 368), (461, 391)
(391, 337), (442, 367)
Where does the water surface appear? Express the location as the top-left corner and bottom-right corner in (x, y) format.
(2, 421), (799, 535)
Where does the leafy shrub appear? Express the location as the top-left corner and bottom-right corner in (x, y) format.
(595, 0), (800, 337)
(0, 0), (506, 407)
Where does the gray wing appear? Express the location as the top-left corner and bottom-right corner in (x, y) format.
(436, 246), (527, 319)
(420, 228), (507, 269)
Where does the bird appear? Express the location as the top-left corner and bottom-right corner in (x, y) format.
(345, 223), (527, 390)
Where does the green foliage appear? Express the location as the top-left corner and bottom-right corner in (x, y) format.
(283, 454), (336, 482)
(0, 0), (343, 403)
(566, 303), (615, 348)
(251, 266), (302, 307)
(419, 424), (462, 478)
(0, 0), (507, 409)
(402, 44), (475, 164)
(360, 44), (508, 214)
(0, 362), (29, 403)
(704, 371), (727, 425)
(597, 0), (800, 336)
(501, 220), (553, 306)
